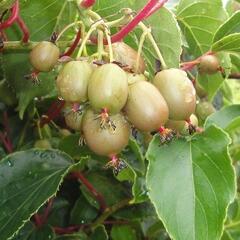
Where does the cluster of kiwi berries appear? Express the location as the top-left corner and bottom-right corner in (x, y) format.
(29, 38), (220, 172)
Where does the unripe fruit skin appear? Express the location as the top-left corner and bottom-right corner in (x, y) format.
(196, 101), (216, 121)
(30, 41), (60, 72)
(166, 114), (198, 132)
(124, 81), (169, 132)
(153, 68), (196, 121)
(198, 55), (219, 75)
(127, 73), (146, 85)
(34, 139), (52, 149)
(106, 42), (146, 74)
(65, 111), (83, 131)
(82, 109), (130, 156)
(57, 61), (92, 103)
(88, 64), (128, 114)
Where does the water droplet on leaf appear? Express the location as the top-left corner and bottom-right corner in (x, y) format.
(7, 160), (13, 167)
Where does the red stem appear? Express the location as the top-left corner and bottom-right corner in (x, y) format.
(0, 0), (19, 30)
(54, 220), (129, 235)
(0, 132), (12, 153)
(145, 0), (168, 17)
(70, 171), (107, 212)
(16, 16), (29, 43)
(0, 112), (13, 153)
(33, 214), (42, 227)
(40, 100), (65, 128)
(60, 28), (81, 57)
(91, 0), (167, 44)
(80, 0), (96, 8)
(41, 198), (53, 225)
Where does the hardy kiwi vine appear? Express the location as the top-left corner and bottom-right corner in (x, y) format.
(0, 0), (224, 235)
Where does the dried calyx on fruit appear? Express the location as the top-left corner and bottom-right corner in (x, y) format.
(82, 109), (130, 157)
(29, 41), (60, 72)
(57, 61), (92, 103)
(166, 114), (198, 134)
(198, 54), (220, 75)
(153, 68), (196, 121)
(105, 42), (146, 74)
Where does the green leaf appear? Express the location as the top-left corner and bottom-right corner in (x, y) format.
(177, 0), (227, 57)
(121, 138), (145, 175)
(204, 104), (240, 131)
(70, 195), (98, 225)
(80, 172), (129, 208)
(0, 0), (15, 14)
(47, 198), (70, 227)
(213, 11), (240, 43)
(113, 202), (156, 221)
(197, 72), (225, 100)
(90, 225), (108, 240)
(54, 232), (89, 240)
(221, 231), (234, 240)
(94, 0), (136, 16)
(146, 126), (236, 240)
(58, 133), (105, 162)
(131, 176), (148, 203)
(212, 33), (240, 52)
(2, 52), (57, 119)
(11, 222), (35, 240)
(111, 225), (137, 240)
(28, 225), (55, 240)
(230, 53), (240, 72)
(212, 11), (240, 53)
(0, 149), (74, 240)
(7, 1), (77, 41)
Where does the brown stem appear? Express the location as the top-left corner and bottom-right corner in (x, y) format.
(228, 73), (240, 79)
